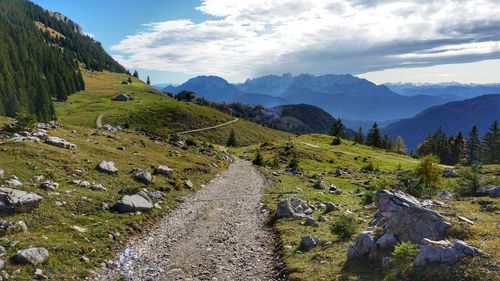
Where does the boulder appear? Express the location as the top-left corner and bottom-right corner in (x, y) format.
(488, 186), (500, 198)
(0, 168), (4, 178)
(376, 231), (398, 250)
(376, 189), (450, 243)
(276, 197), (312, 219)
(40, 180), (59, 190)
(304, 217), (318, 227)
(97, 160), (118, 174)
(45, 137), (76, 150)
(90, 182), (106, 191)
(415, 239), (482, 266)
(299, 236), (321, 251)
(325, 202), (336, 212)
(0, 188), (42, 214)
(115, 194), (153, 213)
(153, 165), (173, 176)
(133, 169), (154, 184)
(4, 176), (22, 188)
(348, 231), (376, 259)
(12, 248), (49, 265)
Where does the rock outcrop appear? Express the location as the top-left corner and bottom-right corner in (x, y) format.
(45, 137), (76, 150)
(276, 197), (313, 219)
(97, 160), (118, 174)
(414, 239), (482, 266)
(115, 194), (153, 213)
(153, 165), (173, 176)
(12, 248), (49, 265)
(0, 188), (42, 214)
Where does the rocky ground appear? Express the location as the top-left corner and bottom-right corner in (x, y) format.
(94, 157), (279, 281)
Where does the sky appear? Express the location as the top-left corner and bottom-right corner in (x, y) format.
(31, 0), (500, 85)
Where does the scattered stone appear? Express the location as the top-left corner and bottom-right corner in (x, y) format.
(316, 203), (326, 209)
(442, 170), (459, 178)
(276, 197), (312, 219)
(17, 221), (28, 232)
(33, 175), (45, 182)
(40, 180), (59, 190)
(272, 172), (280, 177)
(117, 146), (126, 151)
(313, 180), (326, 189)
(325, 202), (336, 212)
(0, 168), (4, 178)
(115, 194), (153, 213)
(415, 239), (482, 266)
(304, 217), (318, 227)
(488, 186), (500, 198)
(299, 236), (321, 251)
(184, 180), (194, 189)
(436, 190), (453, 200)
(457, 216), (474, 225)
(34, 268), (48, 280)
(4, 176), (22, 188)
(133, 169), (154, 184)
(72, 225), (87, 233)
(153, 165), (173, 176)
(334, 168), (350, 177)
(0, 188), (42, 214)
(45, 137), (76, 150)
(97, 160), (118, 174)
(12, 248), (49, 265)
(91, 182), (106, 191)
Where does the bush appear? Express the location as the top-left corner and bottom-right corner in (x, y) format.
(361, 191), (375, 205)
(331, 214), (357, 240)
(185, 137), (198, 146)
(362, 162), (377, 172)
(252, 152), (264, 166)
(9, 112), (37, 132)
(288, 157), (299, 169)
(385, 242), (419, 281)
(331, 137), (342, 145)
(455, 165), (488, 196)
(169, 133), (181, 142)
(394, 171), (427, 198)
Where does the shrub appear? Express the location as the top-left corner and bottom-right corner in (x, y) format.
(252, 152), (264, 166)
(331, 137), (342, 145)
(385, 242), (419, 281)
(394, 171), (427, 198)
(7, 112), (37, 132)
(226, 129), (238, 147)
(268, 157), (280, 169)
(313, 178), (325, 189)
(415, 154), (442, 188)
(331, 214), (357, 240)
(361, 191), (375, 205)
(362, 162), (376, 172)
(288, 157), (299, 169)
(455, 165), (488, 196)
(169, 133), (181, 142)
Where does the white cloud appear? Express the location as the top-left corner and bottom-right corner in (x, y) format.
(111, 0), (500, 82)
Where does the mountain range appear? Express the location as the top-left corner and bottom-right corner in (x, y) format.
(384, 94), (500, 151)
(163, 74), (453, 122)
(386, 82), (500, 100)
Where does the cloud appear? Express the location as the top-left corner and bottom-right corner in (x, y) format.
(111, 0), (500, 81)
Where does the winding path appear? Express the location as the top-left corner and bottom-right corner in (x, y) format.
(177, 118), (239, 135)
(94, 157), (278, 281)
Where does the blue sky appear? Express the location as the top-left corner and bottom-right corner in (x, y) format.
(31, 0), (500, 85)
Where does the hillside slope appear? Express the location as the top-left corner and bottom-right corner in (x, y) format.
(384, 94), (500, 151)
(56, 71), (293, 146)
(0, 0), (124, 120)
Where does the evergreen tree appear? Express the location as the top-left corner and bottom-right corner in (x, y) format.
(133, 70), (139, 78)
(226, 129), (238, 147)
(467, 125), (481, 165)
(147, 76), (151, 85)
(127, 77), (133, 84)
(329, 119), (345, 138)
(452, 132), (468, 165)
(393, 136), (407, 154)
(353, 127), (364, 144)
(382, 134), (393, 150)
(366, 123), (382, 148)
(481, 120), (500, 164)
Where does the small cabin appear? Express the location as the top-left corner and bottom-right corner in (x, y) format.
(113, 93), (132, 102)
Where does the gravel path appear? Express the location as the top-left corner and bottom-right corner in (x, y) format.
(94, 157), (278, 281)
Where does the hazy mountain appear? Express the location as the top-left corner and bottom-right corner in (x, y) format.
(164, 74), (454, 121)
(386, 82), (500, 100)
(384, 94), (500, 151)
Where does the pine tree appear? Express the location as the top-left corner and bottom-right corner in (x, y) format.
(366, 123), (382, 148)
(481, 121), (500, 164)
(133, 70), (139, 78)
(393, 136), (407, 154)
(329, 119), (345, 138)
(382, 134), (393, 150)
(353, 127), (364, 144)
(127, 77), (133, 84)
(467, 125), (481, 165)
(453, 132), (468, 165)
(147, 76), (151, 85)
(226, 129), (238, 147)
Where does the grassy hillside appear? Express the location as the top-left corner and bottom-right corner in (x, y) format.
(232, 134), (500, 281)
(0, 115), (230, 279)
(56, 71), (292, 145)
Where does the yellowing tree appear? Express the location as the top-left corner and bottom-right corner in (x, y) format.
(415, 154), (442, 187)
(393, 136), (407, 154)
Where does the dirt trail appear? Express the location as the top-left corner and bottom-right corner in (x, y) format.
(177, 118), (239, 135)
(94, 157), (278, 281)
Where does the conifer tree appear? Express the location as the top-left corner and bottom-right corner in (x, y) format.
(481, 121), (500, 164)
(366, 123), (382, 148)
(393, 136), (406, 154)
(353, 127), (364, 144)
(329, 119), (345, 138)
(226, 129), (238, 147)
(133, 70), (139, 78)
(147, 76), (151, 85)
(127, 77), (133, 84)
(382, 134), (393, 150)
(467, 125), (481, 164)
